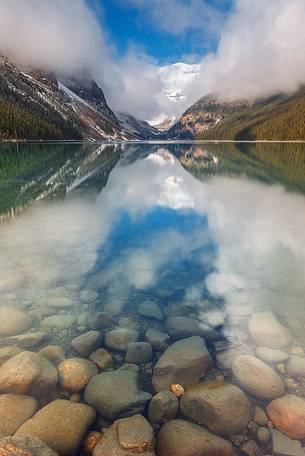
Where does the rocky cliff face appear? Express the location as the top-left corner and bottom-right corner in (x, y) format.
(0, 55), (134, 140)
(116, 112), (163, 140)
(167, 88), (305, 141)
(167, 96), (251, 139)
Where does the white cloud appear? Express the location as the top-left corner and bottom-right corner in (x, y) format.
(0, 0), (108, 74)
(0, 0), (305, 121)
(2, 146), (305, 338)
(193, 0), (305, 100)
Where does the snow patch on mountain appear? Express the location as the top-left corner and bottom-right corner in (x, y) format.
(150, 62), (200, 129)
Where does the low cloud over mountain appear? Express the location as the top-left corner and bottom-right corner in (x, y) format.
(0, 0), (304, 122)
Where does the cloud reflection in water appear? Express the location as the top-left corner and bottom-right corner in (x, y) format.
(1, 146), (305, 340)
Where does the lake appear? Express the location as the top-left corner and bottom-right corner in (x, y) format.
(0, 141), (305, 455)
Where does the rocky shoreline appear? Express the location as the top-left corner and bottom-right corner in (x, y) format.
(0, 285), (305, 456)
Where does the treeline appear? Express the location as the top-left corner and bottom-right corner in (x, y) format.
(0, 65), (82, 140)
(198, 87), (305, 141)
(0, 99), (82, 140)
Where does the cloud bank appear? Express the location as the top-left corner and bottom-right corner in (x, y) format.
(0, 0), (304, 120)
(193, 0), (305, 101)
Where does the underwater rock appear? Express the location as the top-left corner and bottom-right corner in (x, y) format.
(152, 336), (212, 392)
(145, 329), (170, 352)
(15, 399), (96, 456)
(58, 358), (98, 393)
(125, 342), (153, 364)
(232, 355), (284, 400)
(93, 414), (156, 456)
(85, 370), (151, 421)
(38, 345), (65, 366)
(249, 312), (291, 349)
(80, 290), (99, 302)
(0, 346), (24, 367)
(0, 306), (32, 337)
(156, 419), (234, 456)
(170, 384), (184, 397)
(47, 297), (74, 309)
(89, 348), (113, 369)
(71, 331), (103, 357)
(216, 343), (253, 369)
(255, 347), (289, 364)
(0, 351), (58, 396)
(0, 393), (38, 438)
(253, 406), (268, 426)
(4, 330), (47, 349)
(267, 395), (305, 439)
(0, 435), (58, 456)
(257, 427), (270, 444)
(286, 355), (305, 378)
(270, 428), (304, 456)
(166, 316), (222, 342)
(137, 300), (163, 321)
(180, 380), (252, 435)
(83, 431), (102, 454)
(88, 312), (114, 330)
(105, 328), (139, 352)
(40, 315), (76, 330)
(148, 391), (179, 426)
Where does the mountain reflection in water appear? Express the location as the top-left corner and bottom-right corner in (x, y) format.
(0, 141), (305, 454)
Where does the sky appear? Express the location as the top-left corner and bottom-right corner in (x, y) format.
(0, 0), (304, 122)
(96, 0), (233, 64)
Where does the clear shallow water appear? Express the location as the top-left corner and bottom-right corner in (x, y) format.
(1, 141), (305, 455)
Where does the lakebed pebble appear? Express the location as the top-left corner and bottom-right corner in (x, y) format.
(0, 288), (303, 456)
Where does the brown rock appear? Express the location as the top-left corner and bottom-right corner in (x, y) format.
(71, 331), (103, 357)
(152, 337), (212, 392)
(156, 419), (234, 456)
(0, 351), (58, 396)
(38, 346), (65, 366)
(16, 399), (96, 456)
(0, 435), (58, 456)
(180, 381), (252, 435)
(232, 355), (284, 400)
(94, 415), (155, 456)
(89, 348), (113, 370)
(0, 346), (24, 367)
(58, 358), (98, 393)
(0, 307), (32, 337)
(267, 394), (305, 439)
(148, 391), (179, 426)
(83, 431), (102, 454)
(0, 393), (38, 438)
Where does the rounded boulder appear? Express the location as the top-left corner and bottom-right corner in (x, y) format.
(180, 380), (252, 435)
(232, 355), (284, 400)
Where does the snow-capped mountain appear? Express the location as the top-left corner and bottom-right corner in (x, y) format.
(159, 62), (200, 102)
(150, 62), (200, 130)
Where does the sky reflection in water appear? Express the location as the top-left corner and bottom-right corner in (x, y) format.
(1, 143), (305, 341)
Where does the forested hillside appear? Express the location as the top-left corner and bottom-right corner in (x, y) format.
(199, 87), (305, 141)
(0, 55), (131, 141)
(169, 87), (305, 141)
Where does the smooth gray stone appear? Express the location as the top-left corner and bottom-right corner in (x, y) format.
(271, 429), (304, 456)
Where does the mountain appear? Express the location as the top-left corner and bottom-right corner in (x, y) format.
(168, 87), (305, 141)
(0, 55), (134, 141)
(116, 112), (162, 140)
(150, 62), (200, 131)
